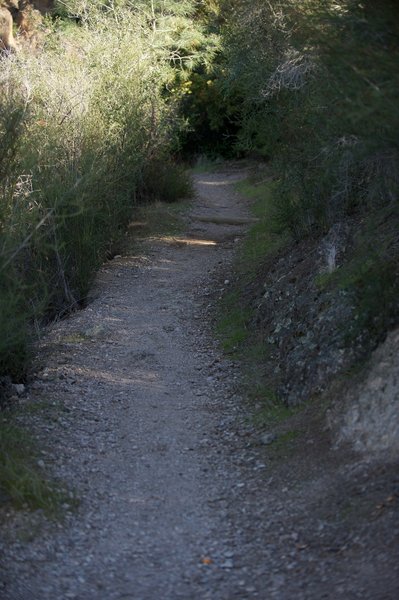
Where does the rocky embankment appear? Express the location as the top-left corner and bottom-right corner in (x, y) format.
(238, 210), (398, 460)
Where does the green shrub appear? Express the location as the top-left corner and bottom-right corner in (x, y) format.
(219, 0), (399, 232)
(209, 0), (399, 348)
(140, 160), (193, 203)
(0, 2), (204, 382)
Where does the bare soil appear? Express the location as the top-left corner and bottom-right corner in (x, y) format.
(0, 166), (398, 599)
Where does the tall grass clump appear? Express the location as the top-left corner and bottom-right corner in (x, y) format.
(0, 0), (211, 384)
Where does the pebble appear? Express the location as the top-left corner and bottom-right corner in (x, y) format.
(259, 433), (278, 446)
(13, 383), (26, 396)
(220, 559), (234, 569)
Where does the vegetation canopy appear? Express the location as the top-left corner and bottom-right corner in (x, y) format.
(0, 0), (214, 381)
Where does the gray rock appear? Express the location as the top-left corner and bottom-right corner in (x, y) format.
(13, 383), (26, 396)
(259, 433), (278, 446)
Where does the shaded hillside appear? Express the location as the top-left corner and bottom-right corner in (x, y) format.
(186, 1), (399, 425)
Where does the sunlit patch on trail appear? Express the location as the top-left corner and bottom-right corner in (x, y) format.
(70, 366), (162, 389)
(157, 236), (217, 247)
(197, 179), (232, 186)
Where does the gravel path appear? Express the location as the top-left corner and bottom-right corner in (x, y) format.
(1, 166), (398, 599)
(0, 167), (258, 599)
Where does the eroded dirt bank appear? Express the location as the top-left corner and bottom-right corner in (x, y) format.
(0, 166), (398, 599)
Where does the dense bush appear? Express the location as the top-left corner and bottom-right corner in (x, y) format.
(219, 0), (399, 232)
(211, 0), (399, 345)
(0, 0), (212, 382)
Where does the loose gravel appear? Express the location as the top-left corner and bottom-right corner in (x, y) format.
(0, 167), (398, 600)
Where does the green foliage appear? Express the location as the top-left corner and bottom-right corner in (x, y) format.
(207, 0), (399, 353)
(247, 383), (299, 427)
(344, 255), (399, 344)
(179, 69), (240, 157)
(216, 290), (251, 353)
(334, 206), (399, 345)
(235, 175), (290, 275)
(0, 1), (207, 381)
(215, 170), (288, 411)
(0, 419), (67, 514)
(215, 169), (291, 417)
(140, 161), (193, 204)
(0, 276), (31, 380)
(313, 202), (399, 347)
(219, 0), (399, 232)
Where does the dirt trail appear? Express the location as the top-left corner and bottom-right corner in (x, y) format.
(1, 166), (398, 600)
(0, 167), (257, 599)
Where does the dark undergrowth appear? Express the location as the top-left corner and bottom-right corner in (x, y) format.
(0, 415), (72, 516)
(211, 0), (398, 417)
(215, 167), (292, 419)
